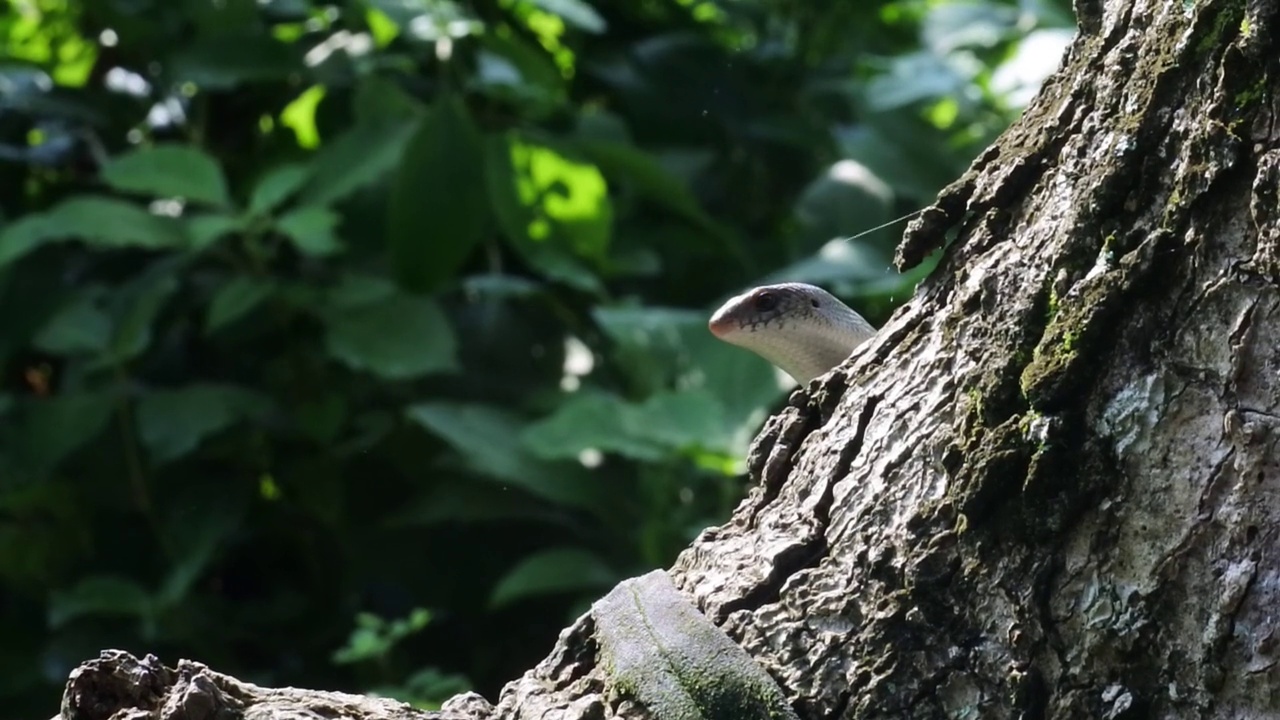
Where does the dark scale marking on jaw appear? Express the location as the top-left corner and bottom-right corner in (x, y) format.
(709, 282), (877, 383)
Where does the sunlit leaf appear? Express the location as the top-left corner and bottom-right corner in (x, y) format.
(366, 0), (483, 42)
(530, 0), (606, 33)
(332, 608), (432, 665)
(281, 85), (325, 149)
(514, 141), (611, 257)
(484, 133), (607, 292)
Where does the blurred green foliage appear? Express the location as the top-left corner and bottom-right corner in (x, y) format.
(0, 0), (1072, 713)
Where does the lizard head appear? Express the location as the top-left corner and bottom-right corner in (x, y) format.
(708, 282), (876, 384)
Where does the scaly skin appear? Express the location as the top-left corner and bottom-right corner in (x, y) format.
(708, 282), (876, 384)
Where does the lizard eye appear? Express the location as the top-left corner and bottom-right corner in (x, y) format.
(752, 291), (778, 312)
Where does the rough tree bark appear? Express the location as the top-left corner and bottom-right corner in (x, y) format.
(59, 0), (1280, 718)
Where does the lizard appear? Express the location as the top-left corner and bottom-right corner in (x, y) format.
(585, 286), (878, 718)
(708, 282), (877, 384)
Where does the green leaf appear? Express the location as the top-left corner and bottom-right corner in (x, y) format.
(530, 0), (606, 33)
(14, 392), (116, 473)
(489, 548), (616, 609)
(572, 138), (732, 239)
(322, 284), (457, 379)
(571, 137), (748, 268)
(293, 394), (347, 444)
(590, 306), (786, 461)
(516, 140), (612, 258)
(205, 276), (276, 334)
(522, 391), (665, 462)
(365, 0), (482, 42)
(763, 241), (895, 287)
(281, 85), (324, 149)
(405, 402), (612, 512)
(299, 120), (417, 206)
(388, 482), (566, 528)
(0, 481), (86, 591)
(186, 0), (258, 33)
(352, 74), (424, 126)
(136, 384), (271, 464)
(100, 145), (231, 207)
(522, 388), (726, 462)
(156, 479), (250, 606)
(0, 196), (188, 267)
(109, 264), (181, 364)
(591, 306), (711, 392)
(792, 159), (892, 250)
(327, 273), (397, 306)
(332, 607), (433, 665)
(170, 32), (302, 90)
(186, 213), (244, 251)
(685, 329), (789, 460)
(572, 139), (701, 219)
(248, 163), (310, 215)
(631, 390), (726, 450)
(838, 120), (959, 199)
(471, 32), (567, 115)
(49, 575), (153, 628)
(406, 402), (547, 482)
(33, 291), (112, 355)
(387, 96), (488, 292)
(276, 206), (342, 256)
(378, 668), (471, 708)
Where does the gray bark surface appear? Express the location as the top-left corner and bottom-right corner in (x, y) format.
(57, 0), (1280, 718)
(59, 651), (486, 720)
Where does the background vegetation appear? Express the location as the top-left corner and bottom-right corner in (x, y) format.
(0, 0), (1073, 714)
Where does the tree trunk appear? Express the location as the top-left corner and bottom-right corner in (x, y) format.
(492, 0), (1280, 716)
(58, 0), (1280, 718)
